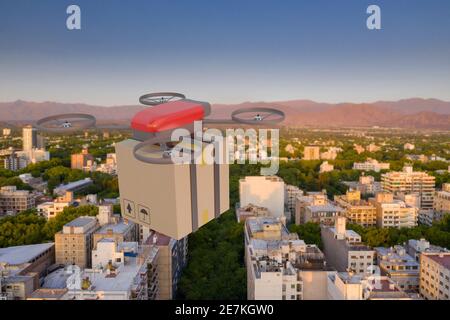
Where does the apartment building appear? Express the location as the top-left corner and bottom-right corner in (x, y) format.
(0, 186), (35, 216)
(3, 152), (28, 171)
(66, 240), (159, 300)
(321, 217), (375, 275)
(96, 153), (117, 175)
(142, 231), (188, 300)
(375, 246), (420, 292)
(54, 216), (99, 268)
(15, 149), (49, 165)
(245, 217), (333, 300)
(420, 252), (450, 300)
(433, 183), (450, 222)
(295, 191), (344, 225)
(353, 158), (390, 172)
(239, 176), (285, 218)
(327, 272), (412, 300)
(343, 174), (381, 196)
(334, 190), (377, 227)
(303, 146), (320, 160)
(22, 125), (37, 151)
(370, 193), (418, 228)
(284, 185), (303, 222)
(0, 243), (55, 300)
(381, 165), (435, 209)
(406, 238), (448, 263)
(71, 147), (95, 171)
(36, 191), (73, 219)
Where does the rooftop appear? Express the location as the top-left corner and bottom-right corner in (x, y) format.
(42, 268), (72, 289)
(246, 217), (290, 238)
(367, 278), (400, 292)
(335, 272), (364, 284)
(425, 253), (450, 269)
(346, 229), (361, 238)
(145, 231), (172, 246)
(80, 246), (159, 292)
(308, 204), (344, 213)
(96, 220), (133, 235)
(65, 216), (97, 228)
(54, 178), (93, 192)
(0, 243), (54, 265)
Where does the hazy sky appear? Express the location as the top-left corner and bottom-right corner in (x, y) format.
(0, 0), (449, 105)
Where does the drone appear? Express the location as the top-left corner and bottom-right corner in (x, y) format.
(132, 92), (285, 164)
(35, 92), (285, 164)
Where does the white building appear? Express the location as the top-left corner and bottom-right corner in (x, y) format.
(245, 217), (332, 300)
(240, 176), (285, 218)
(65, 240), (159, 300)
(353, 158), (390, 173)
(22, 125), (37, 152)
(295, 191), (345, 226)
(370, 193), (418, 228)
(343, 174), (382, 195)
(404, 143), (415, 151)
(321, 217), (376, 275)
(381, 165), (435, 209)
(37, 191), (73, 219)
(327, 272), (413, 300)
(375, 246), (420, 292)
(2, 128), (11, 136)
(320, 161), (334, 173)
(15, 149), (50, 165)
(96, 153), (117, 175)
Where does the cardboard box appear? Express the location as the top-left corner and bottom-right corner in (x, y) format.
(116, 139), (229, 240)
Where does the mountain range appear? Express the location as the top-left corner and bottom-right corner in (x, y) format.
(0, 98), (449, 129)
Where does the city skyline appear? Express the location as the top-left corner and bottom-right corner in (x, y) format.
(1, 0), (450, 105)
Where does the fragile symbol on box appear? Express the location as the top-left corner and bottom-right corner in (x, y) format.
(138, 205), (151, 224)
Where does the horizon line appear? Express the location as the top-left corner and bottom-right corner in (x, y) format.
(1, 96), (450, 108)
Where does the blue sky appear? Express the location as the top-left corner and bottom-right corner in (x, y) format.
(0, 0), (449, 105)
